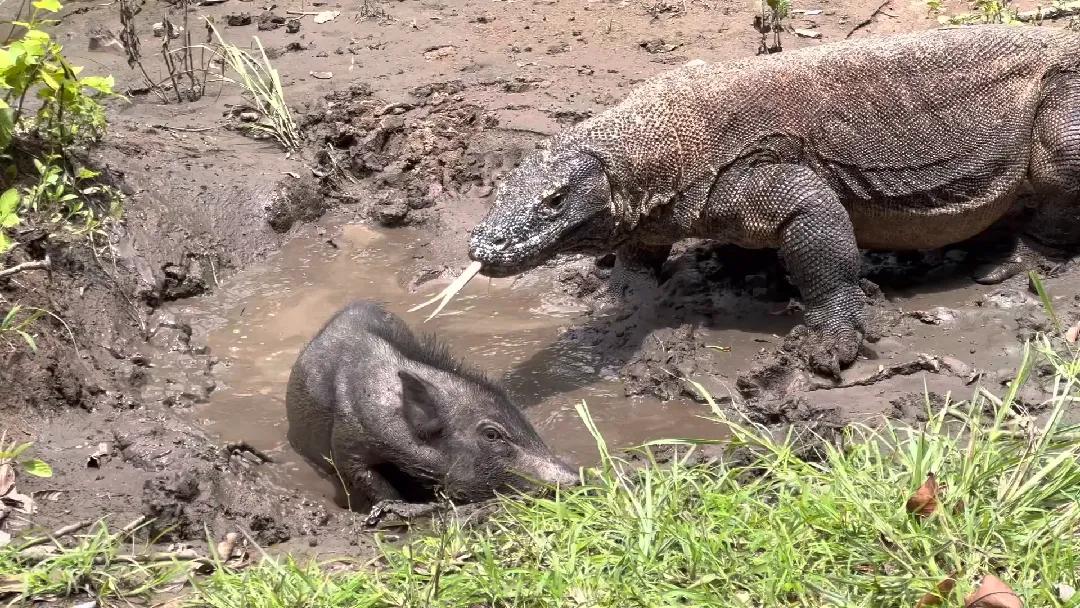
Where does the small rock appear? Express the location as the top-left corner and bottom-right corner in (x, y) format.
(257, 11), (286, 30)
(285, 19), (301, 33)
(423, 45), (457, 60)
(310, 71), (333, 79)
(639, 38), (681, 53)
(226, 12), (252, 25)
(374, 199), (410, 226)
(547, 42), (570, 55)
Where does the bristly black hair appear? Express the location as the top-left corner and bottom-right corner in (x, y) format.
(335, 300), (511, 399)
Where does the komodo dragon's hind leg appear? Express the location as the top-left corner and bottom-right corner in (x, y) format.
(1027, 74), (1080, 253)
(976, 76), (1080, 284)
(733, 163), (866, 379)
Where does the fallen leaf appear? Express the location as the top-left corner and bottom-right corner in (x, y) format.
(906, 473), (939, 517)
(916, 572), (957, 607)
(32, 489), (63, 502)
(1066, 323), (1079, 344)
(0, 530), (9, 547)
(1054, 583), (1075, 603)
(794, 28), (822, 38)
(72, 601), (97, 608)
(216, 531), (239, 560)
(310, 71), (333, 79)
(965, 575), (1022, 608)
(312, 9), (338, 23)
(87, 442), (110, 468)
(0, 491), (35, 514)
(0, 574), (25, 595)
(0, 464), (13, 497)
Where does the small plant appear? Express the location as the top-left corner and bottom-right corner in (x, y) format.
(0, 189), (18, 253)
(0, 435), (52, 481)
(756, 0), (788, 54)
(1, 0), (122, 257)
(0, 303), (44, 351)
(210, 25), (299, 151)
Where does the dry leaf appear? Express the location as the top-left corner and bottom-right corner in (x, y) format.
(216, 532), (239, 560)
(1066, 323), (1079, 344)
(793, 28), (822, 38)
(0, 491), (35, 514)
(0, 574), (25, 595)
(0, 530), (10, 547)
(965, 575), (1022, 608)
(1055, 583), (1075, 603)
(32, 489), (63, 502)
(906, 473), (939, 517)
(87, 442), (110, 468)
(312, 10), (338, 23)
(310, 71), (333, 79)
(916, 572), (957, 607)
(0, 464), (13, 497)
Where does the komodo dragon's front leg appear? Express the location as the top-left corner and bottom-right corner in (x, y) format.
(723, 163), (866, 377)
(590, 241), (672, 311)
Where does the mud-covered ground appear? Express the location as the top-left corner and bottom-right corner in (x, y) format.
(2, 0), (1078, 554)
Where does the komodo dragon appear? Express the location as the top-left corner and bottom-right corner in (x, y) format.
(466, 25), (1080, 377)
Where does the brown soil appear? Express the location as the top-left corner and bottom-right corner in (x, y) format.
(1, 0), (1077, 555)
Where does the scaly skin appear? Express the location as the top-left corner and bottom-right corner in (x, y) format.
(469, 25), (1080, 378)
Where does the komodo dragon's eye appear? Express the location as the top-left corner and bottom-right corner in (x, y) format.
(540, 192), (564, 214)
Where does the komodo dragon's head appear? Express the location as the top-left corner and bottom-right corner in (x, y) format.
(468, 140), (616, 277)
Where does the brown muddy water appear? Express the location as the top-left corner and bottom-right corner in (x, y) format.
(172, 222), (745, 506)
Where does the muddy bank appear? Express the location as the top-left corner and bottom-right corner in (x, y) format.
(3, 0), (1078, 553)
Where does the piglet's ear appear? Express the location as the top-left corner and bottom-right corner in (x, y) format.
(399, 370), (445, 442)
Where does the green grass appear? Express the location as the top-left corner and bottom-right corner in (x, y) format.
(3, 335), (1079, 607)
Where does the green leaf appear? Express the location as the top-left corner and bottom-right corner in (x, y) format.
(20, 458), (52, 477)
(75, 167), (99, 180)
(16, 330), (37, 351)
(0, 232), (12, 254)
(0, 189), (19, 216)
(79, 75), (114, 94)
(9, 443), (32, 459)
(32, 0), (63, 13)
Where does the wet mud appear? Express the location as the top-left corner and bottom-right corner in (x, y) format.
(2, 0), (1078, 552)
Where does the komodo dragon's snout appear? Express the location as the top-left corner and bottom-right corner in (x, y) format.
(468, 146), (615, 277)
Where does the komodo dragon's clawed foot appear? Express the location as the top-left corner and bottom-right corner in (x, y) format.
(365, 499), (441, 526)
(971, 238), (1060, 285)
(786, 324), (862, 380)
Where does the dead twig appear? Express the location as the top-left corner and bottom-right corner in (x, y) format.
(17, 520), (93, 551)
(119, 515), (149, 535)
(0, 256), (51, 279)
(150, 123), (220, 133)
(19, 548), (212, 566)
(846, 0), (891, 38)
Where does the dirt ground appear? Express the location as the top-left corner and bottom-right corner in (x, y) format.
(2, 0), (1078, 553)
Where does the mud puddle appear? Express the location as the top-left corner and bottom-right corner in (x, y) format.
(170, 222), (741, 505)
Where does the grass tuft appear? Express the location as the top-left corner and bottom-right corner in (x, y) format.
(209, 25), (300, 151)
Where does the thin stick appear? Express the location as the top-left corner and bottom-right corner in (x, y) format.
(17, 520), (92, 550)
(0, 256), (50, 279)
